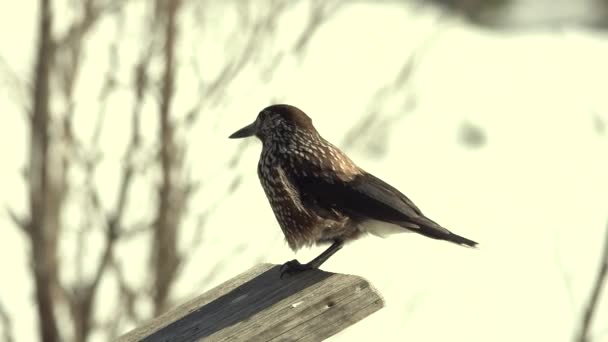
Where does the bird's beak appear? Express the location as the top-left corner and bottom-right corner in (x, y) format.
(229, 122), (256, 139)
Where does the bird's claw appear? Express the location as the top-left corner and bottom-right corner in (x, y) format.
(280, 259), (313, 279)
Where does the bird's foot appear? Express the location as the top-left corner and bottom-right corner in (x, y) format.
(280, 259), (313, 279)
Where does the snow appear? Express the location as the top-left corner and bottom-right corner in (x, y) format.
(1, 1), (608, 341)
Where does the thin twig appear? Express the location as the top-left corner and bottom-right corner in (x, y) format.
(111, 258), (145, 325)
(5, 206), (30, 235)
(576, 220), (608, 342)
(293, 0), (344, 54)
(553, 231), (576, 314)
(0, 55), (29, 113)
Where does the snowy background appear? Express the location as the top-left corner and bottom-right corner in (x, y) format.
(1, 0), (608, 341)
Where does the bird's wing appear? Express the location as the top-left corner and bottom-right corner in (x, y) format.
(290, 170), (478, 247)
(291, 171), (425, 225)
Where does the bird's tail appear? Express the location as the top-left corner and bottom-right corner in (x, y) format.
(442, 231), (478, 248)
(412, 216), (479, 248)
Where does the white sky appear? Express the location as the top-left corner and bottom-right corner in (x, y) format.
(1, 1), (608, 342)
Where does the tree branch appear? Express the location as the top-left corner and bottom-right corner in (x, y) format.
(28, 0), (60, 341)
(576, 220), (608, 342)
(153, 0), (183, 316)
(0, 299), (15, 342)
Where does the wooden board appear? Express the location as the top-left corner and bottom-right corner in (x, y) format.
(117, 264), (384, 342)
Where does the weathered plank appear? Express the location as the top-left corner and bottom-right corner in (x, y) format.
(117, 263), (384, 342)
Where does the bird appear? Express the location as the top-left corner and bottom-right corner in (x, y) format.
(229, 104), (478, 278)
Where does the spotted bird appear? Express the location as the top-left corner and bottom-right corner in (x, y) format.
(229, 104), (478, 277)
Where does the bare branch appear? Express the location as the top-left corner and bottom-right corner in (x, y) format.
(34, 2), (136, 341)
(293, 0), (344, 54)
(111, 258), (145, 325)
(55, 0), (128, 52)
(28, 0), (61, 341)
(0, 55), (29, 113)
(5, 206), (30, 235)
(64, 18), (157, 339)
(341, 13), (451, 153)
(152, 0), (184, 316)
(0, 299), (15, 342)
(68, 18), (144, 342)
(68, 223), (118, 342)
(576, 220), (608, 342)
(553, 231), (576, 315)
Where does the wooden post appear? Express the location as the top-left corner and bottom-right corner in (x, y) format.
(117, 263), (384, 341)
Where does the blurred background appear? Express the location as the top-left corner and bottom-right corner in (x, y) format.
(1, 0), (608, 341)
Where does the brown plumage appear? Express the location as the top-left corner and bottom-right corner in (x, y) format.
(230, 104), (478, 277)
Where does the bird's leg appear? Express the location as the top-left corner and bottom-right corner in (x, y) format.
(306, 240), (344, 269)
(280, 240), (344, 278)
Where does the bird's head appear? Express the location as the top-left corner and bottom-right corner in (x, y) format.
(229, 104), (316, 142)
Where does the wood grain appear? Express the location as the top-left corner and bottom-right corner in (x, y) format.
(117, 264), (384, 342)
